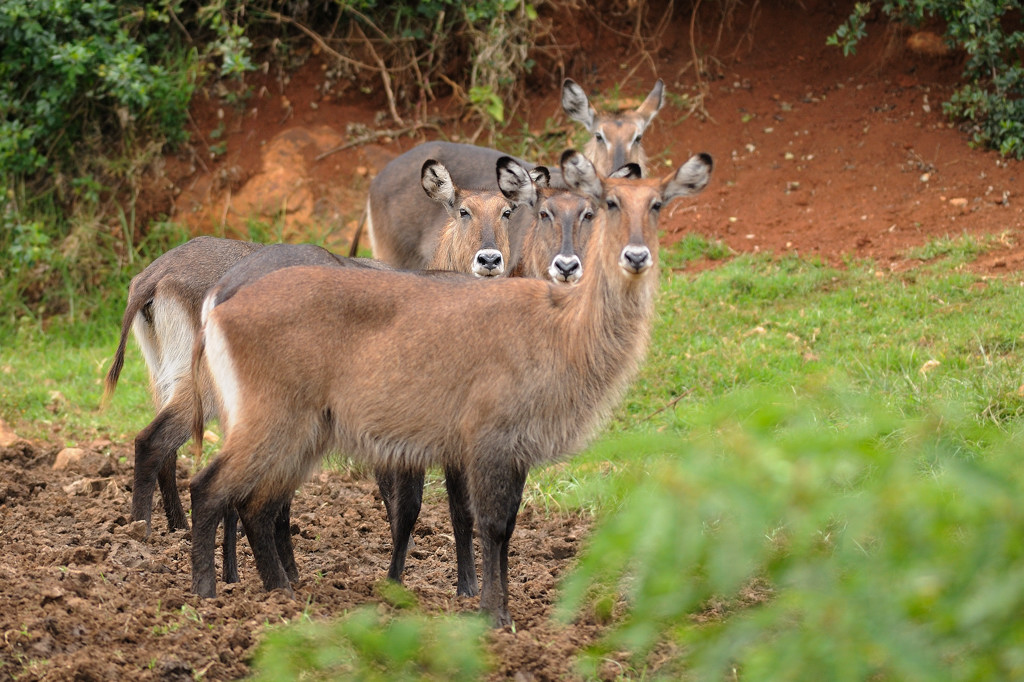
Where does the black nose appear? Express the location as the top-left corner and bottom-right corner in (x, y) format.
(622, 246), (651, 272)
(554, 256), (580, 278)
(476, 250), (503, 270)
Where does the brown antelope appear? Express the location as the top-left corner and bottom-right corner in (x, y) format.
(187, 149), (713, 626)
(509, 188), (597, 283)
(360, 78), (665, 272)
(202, 157), (541, 588)
(104, 236), (264, 534)
(560, 77), (664, 177)
(421, 156), (542, 277)
(104, 157), (539, 540)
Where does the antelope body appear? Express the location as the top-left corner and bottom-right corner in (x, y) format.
(189, 150), (713, 626)
(104, 236), (264, 532)
(108, 156), (544, 540)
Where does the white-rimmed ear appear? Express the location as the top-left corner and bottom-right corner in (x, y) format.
(636, 79), (665, 131)
(560, 150), (603, 201)
(562, 79), (596, 131)
(662, 153), (714, 202)
(422, 159), (457, 215)
(610, 163), (642, 180)
(497, 157), (538, 207)
(529, 166), (551, 189)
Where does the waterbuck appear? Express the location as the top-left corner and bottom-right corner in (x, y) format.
(361, 78), (665, 271)
(508, 187), (597, 284)
(187, 149), (713, 626)
(105, 156), (540, 538)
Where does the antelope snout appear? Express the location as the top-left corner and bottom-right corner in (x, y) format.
(549, 254), (583, 284)
(473, 249), (505, 277)
(619, 245), (652, 275)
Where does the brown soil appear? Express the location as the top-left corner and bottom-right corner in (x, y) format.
(3, 2), (1023, 680)
(0, 440), (598, 681)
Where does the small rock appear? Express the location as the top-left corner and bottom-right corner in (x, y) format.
(62, 478), (110, 496)
(0, 418), (20, 447)
(949, 197), (968, 207)
(53, 447), (87, 471)
(40, 587), (64, 606)
(906, 31), (951, 57)
(125, 520), (149, 541)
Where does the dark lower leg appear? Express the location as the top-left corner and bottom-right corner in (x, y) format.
(222, 507), (239, 584)
(238, 498), (292, 594)
(190, 463), (227, 598)
(384, 467), (424, 583)
(132, 407), (191, 532)
(445, 465), (478, 597)
(274, 498), (298, 583)
(158, 452), (189, 531)
(474, 465), (527, 628)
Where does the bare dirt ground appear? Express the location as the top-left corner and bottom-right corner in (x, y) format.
(3, 2), (1023, 680)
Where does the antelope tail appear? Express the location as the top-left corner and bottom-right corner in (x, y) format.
(190, 333), (207, 465)
(347, 209), (367, 258)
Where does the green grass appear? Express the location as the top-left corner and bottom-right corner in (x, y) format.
(526, 235), (1024, 510)
(0, 286), (153, 444)
(5, 231), (1024, 678)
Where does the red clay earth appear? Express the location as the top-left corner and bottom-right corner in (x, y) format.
(2, 2), (1022, 680)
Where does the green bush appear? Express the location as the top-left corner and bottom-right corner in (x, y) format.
(830, 0), (1024, 158)
(559, 385), (1024, 679)
(0, 0), (544, 321)
(251, 605), (489, 681)
(1, 1), (191, 180)
(0, 1), (253, 320)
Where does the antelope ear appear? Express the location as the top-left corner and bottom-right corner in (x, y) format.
(529, 166), (551, 189)
(421, 159), (457, 214)
(561, 79), (596, 131)
(636, 79), (665, 130)
(610, 163), (642, 180)
(662, 153), (714, 203)
(497, 156), (538, 207)
(560, 150), (603, 201)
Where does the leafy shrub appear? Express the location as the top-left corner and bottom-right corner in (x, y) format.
(1, 1), (191, 181)
(0, 0), (546, 320)
(251, 605), (489, 681)
(0, 1), (254, 319)
(829, 0), (1024, 158)
(559, 384), (1024, 679)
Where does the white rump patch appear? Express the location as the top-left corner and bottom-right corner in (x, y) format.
(364, 197), (379, 256)
(134, 296), (195, 408)
(204, 316), (242, 432)
(200, 291), (218, 328)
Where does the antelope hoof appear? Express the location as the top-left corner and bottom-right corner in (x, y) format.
(192, 577), (217, 599)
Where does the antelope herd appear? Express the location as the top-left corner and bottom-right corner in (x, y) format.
(104, 78), (713, 626)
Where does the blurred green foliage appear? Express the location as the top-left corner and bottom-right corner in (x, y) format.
(251, 605), (489, 681)
(560, 385), (1024, 680)
(829, 0), (1024, 158)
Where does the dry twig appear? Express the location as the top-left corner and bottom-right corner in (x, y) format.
(314, 121), (442, 162)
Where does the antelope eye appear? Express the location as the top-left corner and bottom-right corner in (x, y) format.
(502, 208), (512, 219)
(606, 198), (618, 210)
(582, 210), (594, 221)
(595, 132), (605, 143)
(651, 200), (663, 212)
(459, 207), (470, 218)
(539, 210), (550, 220)
(634, 134), (643, 143)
